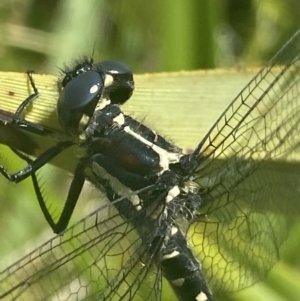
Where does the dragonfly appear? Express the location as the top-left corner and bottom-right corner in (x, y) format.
(1, 29), (300, 301)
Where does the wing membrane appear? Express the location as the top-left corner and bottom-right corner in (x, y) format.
(189, 30), (300, 292)
(0, 198), (163, 301)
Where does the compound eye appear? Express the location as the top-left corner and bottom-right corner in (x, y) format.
(95, 60), (134, 105)
(99, 60), (132, 75)
(57, 71), (103, 135)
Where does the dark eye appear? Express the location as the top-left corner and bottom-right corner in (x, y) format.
(57, 71), (103, 135)
(95, 60), (134, 105)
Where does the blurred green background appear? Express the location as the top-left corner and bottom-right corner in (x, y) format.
(0, 0), (299, 73)
(0, 0), (300, 300)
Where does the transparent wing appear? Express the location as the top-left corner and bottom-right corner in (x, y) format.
(188, 29), (300, 292)
(0, 197), (163, 301)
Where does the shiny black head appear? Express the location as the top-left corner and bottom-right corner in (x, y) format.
(57, 58), (134, 137)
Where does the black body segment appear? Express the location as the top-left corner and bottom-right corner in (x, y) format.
(1, 30), (300, 301)
(160, 225), (215, 301)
